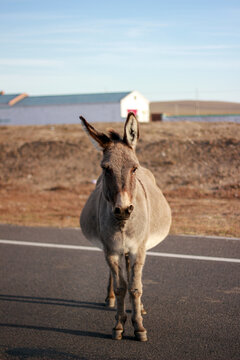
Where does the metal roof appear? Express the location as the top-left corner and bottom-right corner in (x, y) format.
(0, 94), (21, 105)
(16, 92), (131, 107)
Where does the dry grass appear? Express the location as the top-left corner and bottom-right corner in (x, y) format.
(0, 185), (239, 237)
(0, 121), (239, 237)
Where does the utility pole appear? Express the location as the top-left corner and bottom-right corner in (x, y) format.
(195, 88), (200, 115)
(174, 103), (179, 116)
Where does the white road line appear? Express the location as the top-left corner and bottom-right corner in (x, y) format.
(178, 234), (240, 241)
(0, 239), (240, 264)
(146, 251), (240, 263)
(76, 228), (240, 241)
(0, 239), (101, 252)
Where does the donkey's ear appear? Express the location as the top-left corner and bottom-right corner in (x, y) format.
(80, 116), (111, 150)
(123, 112), (139, 150)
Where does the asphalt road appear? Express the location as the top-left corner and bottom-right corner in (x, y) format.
(0, 224), (239, 360)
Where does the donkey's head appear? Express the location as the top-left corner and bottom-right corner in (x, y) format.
(80, 113), (140, 221)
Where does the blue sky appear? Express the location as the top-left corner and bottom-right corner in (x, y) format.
(1, 0), (240, 102)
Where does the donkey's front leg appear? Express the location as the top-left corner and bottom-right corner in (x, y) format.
(106, 253), (127, 340)
(129, 249), (148, 342)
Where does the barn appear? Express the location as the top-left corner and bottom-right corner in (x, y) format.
(0, 90), (149, 126)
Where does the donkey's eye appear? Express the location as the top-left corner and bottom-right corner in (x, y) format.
(102, 166), (112, 174)
(132, 166), (138, 174)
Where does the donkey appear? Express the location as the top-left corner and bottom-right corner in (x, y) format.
(80, 113), (171, 341)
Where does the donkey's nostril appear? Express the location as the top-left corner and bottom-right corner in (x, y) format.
(114, 207), (121, 215)
(114, 205), (134, 219)
(127, 205), (134, 214)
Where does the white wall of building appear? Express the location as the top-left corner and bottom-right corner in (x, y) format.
(120, 90), (149, 122)
(0, 102), (122, 126)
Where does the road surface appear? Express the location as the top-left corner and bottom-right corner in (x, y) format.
(0, 225), (239, 360)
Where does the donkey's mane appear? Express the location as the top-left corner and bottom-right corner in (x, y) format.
(108, 130), (122, 142)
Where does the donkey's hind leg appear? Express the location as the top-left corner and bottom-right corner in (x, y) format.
(105, 272), (115, 308)
(141, 302), (147, 315)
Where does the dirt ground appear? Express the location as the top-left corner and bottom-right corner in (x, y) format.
(0, 121), (239, 237)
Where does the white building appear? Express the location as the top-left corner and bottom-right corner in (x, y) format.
(0, 90), (149, 126)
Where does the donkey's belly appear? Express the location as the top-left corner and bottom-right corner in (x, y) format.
(80, 214), (103, 249)
(86, 236), (104, 250)
(146, 233), (168, 250)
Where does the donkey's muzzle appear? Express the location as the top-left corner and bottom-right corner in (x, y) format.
(114, 205), (134, 220)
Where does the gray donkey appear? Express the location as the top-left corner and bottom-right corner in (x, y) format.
(80, 113), (171, 341)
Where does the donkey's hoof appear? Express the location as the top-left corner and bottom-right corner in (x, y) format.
(112, 328), (124, 340)
(106, 297), (115, 308)
(134, 330), (148, 342)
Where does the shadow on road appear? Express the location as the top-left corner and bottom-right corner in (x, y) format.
(5, 346), (85, 360)
(0, 294), (115, 312)
(0, 294), (135, 344)
(0, 322), (114, 339)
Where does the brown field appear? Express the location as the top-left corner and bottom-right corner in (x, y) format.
(150, 100), (240, 116)
(0, 121), (239, 237)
